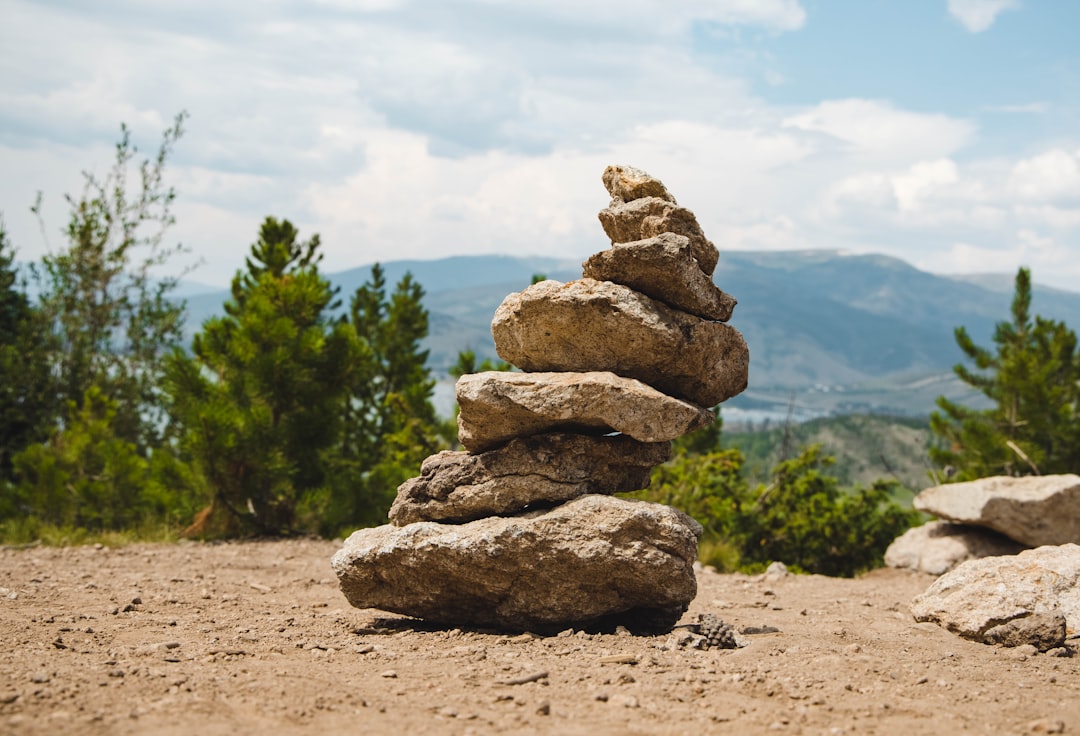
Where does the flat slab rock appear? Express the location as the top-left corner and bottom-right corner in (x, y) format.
(456, 371), (714, 453)
(910, 543), (1080, 651)
(884, 521), (1025, 576)
(332, 494), (702, 633)
(388, 432), (671, 526)
(583, 232), (737, 322)
(491, 279), (749, 408)
(597, 196), (719, 276)
(914, 474), (1080, 547)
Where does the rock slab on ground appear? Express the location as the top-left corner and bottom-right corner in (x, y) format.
(910, 543), (1080, 650)
(885, 521), (1026, 576)
(914, 474), (1080, 547)
(455, 370), (715, 453)
(388, 433), (670, 526)
(491, 278), (749, 407)
(333, 494), (702, 633)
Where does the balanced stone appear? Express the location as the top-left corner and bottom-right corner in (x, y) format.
(456, 371), (714, 453)
(910, 544), (1080, 651)
(583, 232), (737, 321)
(598, 196), (719, 276)
(332, 494), (702, 633)
(913, 474), (1080, 547)
(492, 279), (748, 407)
(388, 432), (671, 526)
(602, 164), (676, 204)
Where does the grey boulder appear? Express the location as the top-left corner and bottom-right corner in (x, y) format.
(914, 474), (1080, 547)
(910, 543), (1080, 650)
(388, 432), (671, 526)
(884, 521), (1025, 576)
(582, 232), (737, 322)
(332, 494), (702, 633)
(456, 371), (714, 453)
(491, 279), (749, 408)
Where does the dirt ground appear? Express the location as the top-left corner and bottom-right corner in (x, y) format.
(0, 539), (1076, 736)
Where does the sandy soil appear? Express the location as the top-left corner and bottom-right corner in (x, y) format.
(0, 538), (1076, 736)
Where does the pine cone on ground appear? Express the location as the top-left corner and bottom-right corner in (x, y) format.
(696, 613), (740, 649)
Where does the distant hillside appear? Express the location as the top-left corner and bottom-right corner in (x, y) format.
(725, 414), (936, 498)
(177, 250), (1080, 420)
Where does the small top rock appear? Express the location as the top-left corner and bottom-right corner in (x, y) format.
(602, 165), (676, 204)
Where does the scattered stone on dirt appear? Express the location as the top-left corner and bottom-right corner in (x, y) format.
(910, 543), (1080, 650)
(885, 520), (1026, 575)
(914, 474), (1080, 547)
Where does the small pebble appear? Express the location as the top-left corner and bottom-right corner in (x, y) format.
(380, 670), (398, 679)
(30, 672), (49, 684)
(535, 701), (551, 716)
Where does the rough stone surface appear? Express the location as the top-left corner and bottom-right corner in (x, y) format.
(913, 474), (1080, 547)
(910, 543), (1080, 650)
(388, 433), (671, 526)
(456, 371), (714, 453)
(601, 164), (676, 204)
(491, 279), (749, 407)
(582, 232), (737, 321)
(597, 196), (719, 276)
(332, 494), (702, 633)
(982, 612), (1067, 651)
(884, 521), (1026, 576)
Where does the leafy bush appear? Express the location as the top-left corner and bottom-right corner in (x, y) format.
(627, 443), (918, 577)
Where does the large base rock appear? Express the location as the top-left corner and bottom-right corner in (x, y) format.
(913, 474), (1080, 547)
(389, 433), (670, 526)
(885, 521), (1025, 576)
(332, 495), (702, 633)
(910, 544), (1080, 650)
(491, 279), (749, 407)
(456, 371), (714, 453)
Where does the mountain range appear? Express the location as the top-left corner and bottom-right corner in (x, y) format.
(180, 251), (1080, 423)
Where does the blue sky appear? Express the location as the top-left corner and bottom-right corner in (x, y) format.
(1, 0), (1079, 290)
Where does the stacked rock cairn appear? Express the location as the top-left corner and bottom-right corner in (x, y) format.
(332, 165), (750, 634)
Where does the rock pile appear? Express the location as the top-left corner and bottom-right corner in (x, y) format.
(333, 165), (749, 633)
(886, 474), (1080, 575)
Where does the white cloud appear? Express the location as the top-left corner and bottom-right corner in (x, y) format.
(782, 99), (975, 163)
(1009, 149), (1080, 201)
(947, 0), (1020, 33)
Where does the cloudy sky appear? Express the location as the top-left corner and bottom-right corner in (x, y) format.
(2, 0), (1079, 290)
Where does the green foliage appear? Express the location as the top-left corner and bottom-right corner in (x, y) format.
(931, 267), (1080, 480)
(627, 441), (918, 577)
(325, 263), (446, 532)
(31, 112), (191, 451)
(449, 349), (512, 378)
(3, 387), (200, 533)
(738, 446), (919, 577)
(167, 218), (360, 537)
(0, 219), (57, 482)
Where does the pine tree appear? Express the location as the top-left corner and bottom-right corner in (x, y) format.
(930, 267), (1080, 479)
(0, 219), (57, 485)
(166, 218), (361, 536)
(326, 264), (446, 531)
